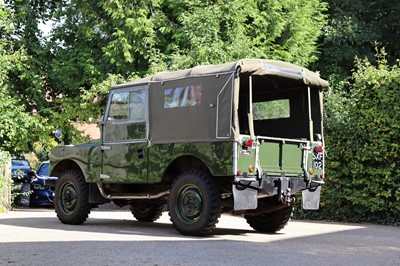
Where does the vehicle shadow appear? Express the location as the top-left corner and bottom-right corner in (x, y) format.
(0, 207), (255, 237)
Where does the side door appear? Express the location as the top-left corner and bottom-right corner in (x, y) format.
(101, 85), (148, 183)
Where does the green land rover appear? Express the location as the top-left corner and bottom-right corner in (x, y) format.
(50, 59), (328, 236)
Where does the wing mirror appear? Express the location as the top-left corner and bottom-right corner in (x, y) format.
(53, 128), (63, 140)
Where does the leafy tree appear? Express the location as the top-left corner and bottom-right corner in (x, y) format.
(0, 3), (56, 155)
(315, 0), (400, 79)
(44, 0), (327, 121)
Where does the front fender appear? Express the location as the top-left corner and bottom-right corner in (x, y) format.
(50, 143), (102, 182)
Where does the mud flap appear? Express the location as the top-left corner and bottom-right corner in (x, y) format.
(302, 186), (321, 210)
(233, 184), (258, 210)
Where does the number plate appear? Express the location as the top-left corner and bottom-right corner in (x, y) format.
(312, 152), (323, 169)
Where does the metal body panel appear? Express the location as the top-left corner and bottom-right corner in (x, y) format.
(50, 143), (102, 182)
(148, 142), (234, 183)
(101, 141), (148, 183)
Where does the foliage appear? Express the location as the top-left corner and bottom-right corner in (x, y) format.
(315, 0), (400, 79)
(295, 52), (400, 224)
(1, 2), (81, 151)
(0, 4), (49, 154)
(45, 0), (327, 120)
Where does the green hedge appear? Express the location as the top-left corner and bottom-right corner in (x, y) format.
(295, 56), (400, 224)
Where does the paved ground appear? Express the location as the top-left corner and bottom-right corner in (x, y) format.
(0, 205), (399, 266)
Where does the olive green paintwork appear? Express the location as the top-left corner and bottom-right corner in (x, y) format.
(51, 141), (234, 184)
(147, 142), (234, 183)
(51, 138), (323, 184)
(237, 137), (310, 177)
(50, 142), (103, 182)
(258, 141), (305, 176)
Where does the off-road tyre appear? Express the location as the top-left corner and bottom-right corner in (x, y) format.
(168, 170), (221, 236)
(55, 169), (91, 225)
(129, 203), (164, 222)
(244, 205), (293, 233)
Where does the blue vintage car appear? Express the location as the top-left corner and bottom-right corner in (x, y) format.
(29, 161), (58, 207)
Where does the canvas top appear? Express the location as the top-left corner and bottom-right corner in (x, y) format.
(114, 58), (329, 89)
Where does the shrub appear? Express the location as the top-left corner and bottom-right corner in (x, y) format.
(295, 53), (400, 224)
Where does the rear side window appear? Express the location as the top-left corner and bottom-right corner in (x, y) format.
(253, 99), (290, 120)
(164, 85), (202, 109)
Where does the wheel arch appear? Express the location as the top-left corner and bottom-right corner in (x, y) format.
(162, 155), (211, 183)
(51, 159), (84, 179)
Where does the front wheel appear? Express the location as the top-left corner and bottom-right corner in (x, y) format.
(244, 205), (293, 233)
(54, 170), (91, 225)
(168, 170), (221, 236)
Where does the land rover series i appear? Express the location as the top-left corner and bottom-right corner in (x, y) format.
(50, 59), (328, 235)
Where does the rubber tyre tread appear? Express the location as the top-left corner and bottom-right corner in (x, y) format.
(168, 170), (221, 236)
(244, 205), (293, 233)
(55, 169), (91, 225)
(129, 203), (164, 222)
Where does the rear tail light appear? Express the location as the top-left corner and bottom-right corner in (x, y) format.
(245, 139), (253, 147)
(314, 146), (323, 153)
(242, 139), (254, 150)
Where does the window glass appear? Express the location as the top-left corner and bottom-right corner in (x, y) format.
(12, 159), (30, 166)
(107, 86), (147, 121)
(253, 99), (290, 120)
(108, 92), (129, 121)
(129, 89), (146, 121)
(164, 85), (201, 109)
(37, 163), (50, 176)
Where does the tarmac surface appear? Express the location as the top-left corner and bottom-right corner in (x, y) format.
(1, 204), (399, 266)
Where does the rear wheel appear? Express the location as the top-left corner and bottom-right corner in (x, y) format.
(55, 170), (91, 225)
(168, 170), (221, 236)
(244, 205), (293, 233)
(129, 203), (164, 222)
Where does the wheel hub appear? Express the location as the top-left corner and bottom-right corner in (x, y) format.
(178, 186), (203, 223)
(60, 182), (77, 214)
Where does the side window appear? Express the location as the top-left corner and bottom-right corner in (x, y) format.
(164, 85), (202, 109)
(129, 89), (146, 121)
(108, 92), (129, 121)
(107, 86), (147, 122)
(37, 163), (50, 176)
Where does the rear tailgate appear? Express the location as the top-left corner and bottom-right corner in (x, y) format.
(258, 137), (308, 176)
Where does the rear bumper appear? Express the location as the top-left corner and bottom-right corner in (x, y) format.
(232, 174), (323, 211)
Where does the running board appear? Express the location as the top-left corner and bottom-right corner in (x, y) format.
(96, 183), (170, 200)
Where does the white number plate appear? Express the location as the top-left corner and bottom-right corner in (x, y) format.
(312, 152), (323, 169)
